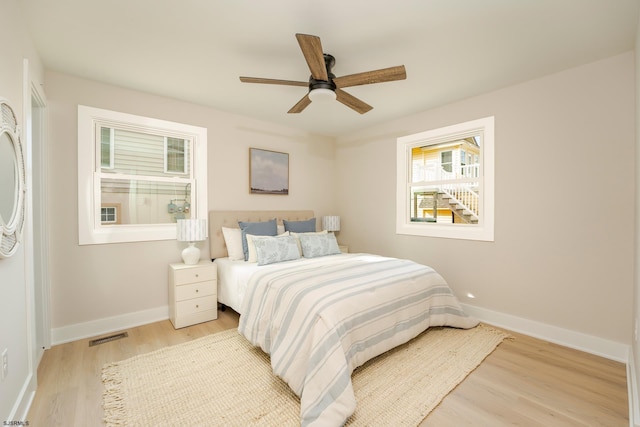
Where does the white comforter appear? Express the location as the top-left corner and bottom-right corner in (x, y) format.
(238, 253), (478, 426)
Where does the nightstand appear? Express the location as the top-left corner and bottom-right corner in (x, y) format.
(169, 260), (217, 329)
(339, 244), (349, 253)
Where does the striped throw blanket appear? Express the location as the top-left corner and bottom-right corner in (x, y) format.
(238, 254), (478, 426)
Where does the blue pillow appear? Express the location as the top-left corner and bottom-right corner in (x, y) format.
(283, 218), (316, 233)
(238, 219), (277, 260)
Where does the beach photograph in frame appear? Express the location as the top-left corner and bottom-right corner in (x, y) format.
(249, 148), (289, 195)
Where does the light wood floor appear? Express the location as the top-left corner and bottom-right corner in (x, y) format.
(27, 309), (628, 426)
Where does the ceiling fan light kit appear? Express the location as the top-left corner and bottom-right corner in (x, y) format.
(308, 88), (336, 102)
(239, 33), (406, 115)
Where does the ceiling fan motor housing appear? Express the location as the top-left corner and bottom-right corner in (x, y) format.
(309, 54), (337, 91)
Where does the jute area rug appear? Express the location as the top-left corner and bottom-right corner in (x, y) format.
(102, 324), (508, 426)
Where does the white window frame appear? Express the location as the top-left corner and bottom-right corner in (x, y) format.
(396, 116), (494, 242)
(78, 105), (208, 245)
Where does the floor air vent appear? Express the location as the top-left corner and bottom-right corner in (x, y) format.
(89, 332), (128, 347)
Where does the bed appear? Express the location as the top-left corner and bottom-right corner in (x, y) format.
(209, 210), (478, 427)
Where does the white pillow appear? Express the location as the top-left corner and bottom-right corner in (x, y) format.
(221, 227), (244, 261)
(247, 231), (291, 263)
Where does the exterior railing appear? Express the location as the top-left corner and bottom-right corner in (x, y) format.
(412, 163), (480, 220)
(440, 183), (479, 219)
(413, 163), (479, 182)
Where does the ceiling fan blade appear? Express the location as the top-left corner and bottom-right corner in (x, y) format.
(295, 33), (328, 81)
(333, 65), (407, 88)
(335, 89), (373, 114)
(287, 94), (312, 114)
(239, 76), (308, 87)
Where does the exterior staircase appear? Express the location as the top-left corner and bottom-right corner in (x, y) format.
(439, 185), (479, 224)
(413, 164), (481, 224)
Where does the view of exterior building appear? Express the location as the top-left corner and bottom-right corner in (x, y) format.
(99, 126), (193, 225)
(410, 137), (480, 224)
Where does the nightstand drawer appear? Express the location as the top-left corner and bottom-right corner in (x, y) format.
(174, 309), (217, 329)
(176, 295), (217, 316)
(173, 266), (216, 285)
(175, 280), (216, 301)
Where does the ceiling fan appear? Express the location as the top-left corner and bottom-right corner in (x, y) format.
(239, 33), (407, 114)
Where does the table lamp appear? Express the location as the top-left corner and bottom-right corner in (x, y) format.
(322, 216), (340, 233)
(176, 218), (207, 265)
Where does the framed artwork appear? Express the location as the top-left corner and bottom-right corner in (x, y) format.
(249, 148), (289, 195)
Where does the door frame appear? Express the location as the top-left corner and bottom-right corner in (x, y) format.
(23, 59), (51, 369)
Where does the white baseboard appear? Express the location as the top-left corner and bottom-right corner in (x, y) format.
(53, 303), (629, 360)
(51, 305), (169, 345)
(461, 303), (630, 363)
(629, 347), (640, 427)
(8, 371), (36, 424)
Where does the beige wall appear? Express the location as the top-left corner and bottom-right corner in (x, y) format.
(44, 71), (336, 331)
(335, 52), (635, 344)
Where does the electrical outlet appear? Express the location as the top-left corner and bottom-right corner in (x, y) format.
(1, 349), (7, 382)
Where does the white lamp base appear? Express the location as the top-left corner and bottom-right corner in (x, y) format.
(181, 242), (201, 265)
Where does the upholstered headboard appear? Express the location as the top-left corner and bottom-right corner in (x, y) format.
(209, 210), (316, 259)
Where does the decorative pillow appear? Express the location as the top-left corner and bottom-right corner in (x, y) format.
(238, 219), (277, 261)
(299, 232), (341, 258)
(246, 231), (290, 263)
(253, 235), (301, 266)
(290, 230), (327, 254)
(283, 218), (316, 233)
(221, 226), (244, 261)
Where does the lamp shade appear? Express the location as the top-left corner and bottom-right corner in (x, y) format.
(322, 216), (340, 232)
(176, 218), (207, 242)
(177, 219), (207, 265)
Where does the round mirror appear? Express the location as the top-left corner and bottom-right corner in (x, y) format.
(0, 132), (17, 223)
(0, 99), (25, 258)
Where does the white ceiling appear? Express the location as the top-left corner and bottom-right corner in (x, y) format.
(19, 0), (640, 137)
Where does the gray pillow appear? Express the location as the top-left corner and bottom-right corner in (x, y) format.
(238, 219), (277, 261)
(299, 232), (341, 258)
(283, 218), (316, 233)
(253, 235), (301, 266)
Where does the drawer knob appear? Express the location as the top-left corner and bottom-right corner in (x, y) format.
(195, 274), (199, 278)
(196, 289), (199, 293)
(196, 305), (199, 308)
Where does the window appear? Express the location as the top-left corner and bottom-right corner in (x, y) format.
(78, 105), (208, 245)
(101, 127), (113, 168)
(396, 116), (494, 241)
(440, 151), (453, 173)
(101, 205), (119, 224)
(165, 137), (187, 174)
